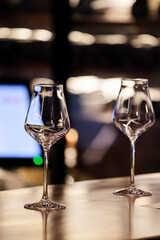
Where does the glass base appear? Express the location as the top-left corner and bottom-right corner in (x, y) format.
(113, 187), (152, 197)
(24, 199), (66, 211)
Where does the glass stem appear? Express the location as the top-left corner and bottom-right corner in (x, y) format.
(42, 150), (49, 201)
(130, 140), (136, 188)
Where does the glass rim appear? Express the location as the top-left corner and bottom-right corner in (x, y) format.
(34, 83), (63, 88)
(122, 78), (148, 83)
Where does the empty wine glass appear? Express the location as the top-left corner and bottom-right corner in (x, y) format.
(112, 78), (155, 197)
(24, 83), (70, 210)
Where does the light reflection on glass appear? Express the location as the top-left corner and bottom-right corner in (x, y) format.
(30, 78), (54, 92)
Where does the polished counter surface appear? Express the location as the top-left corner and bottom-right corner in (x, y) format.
(1, 173), (160, 240)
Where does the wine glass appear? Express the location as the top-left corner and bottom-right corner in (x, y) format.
(112, 78), (155, 197)
(24, 83), (70, 210)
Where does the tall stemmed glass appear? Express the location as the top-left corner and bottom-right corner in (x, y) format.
(24, 84), (70, 210)
(112, 78), (155, 197)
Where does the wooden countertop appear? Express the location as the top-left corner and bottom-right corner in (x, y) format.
(1, 173), (160, 240)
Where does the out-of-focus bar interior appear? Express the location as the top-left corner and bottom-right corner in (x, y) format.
(0, 0), (160, 190)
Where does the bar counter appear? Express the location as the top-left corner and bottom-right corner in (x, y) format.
(1, 173), (160, 240)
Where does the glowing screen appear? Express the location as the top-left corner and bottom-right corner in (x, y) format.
(0, 84), (42, 158)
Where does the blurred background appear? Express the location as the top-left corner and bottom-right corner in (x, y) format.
(0, 0), (160, 190)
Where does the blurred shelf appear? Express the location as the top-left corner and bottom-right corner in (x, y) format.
(0, 13), (53, 29)
(72, 13), (160, 35)
(0, 62), (53, 80)
(0, 40), (52, 61)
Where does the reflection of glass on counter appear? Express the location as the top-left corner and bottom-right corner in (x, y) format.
(42, 210), (49, 240)
(127, 196), (136, 240)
